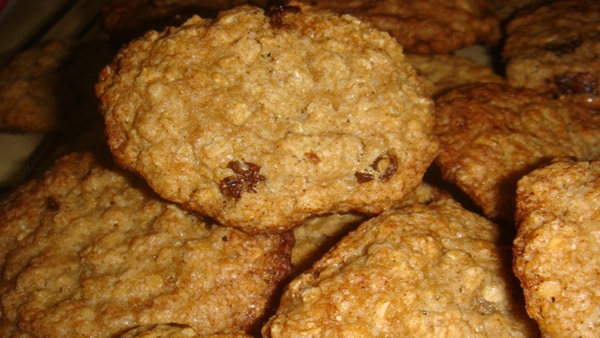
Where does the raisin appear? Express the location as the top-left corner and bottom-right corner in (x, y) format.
(355, 172), (375, 183)
(555, 72), (598, 95)
(46, 196), (60, 211)
(355, 153), (398, 183)
(266, 4), (300, 28)
(304, 151), (320, 164)
(219, 160), (266, 199)
(372, 154), (398, 181)
(543, 36), (582, 56)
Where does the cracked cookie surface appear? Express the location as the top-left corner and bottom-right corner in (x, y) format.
(514, 159), (600, 338)
(96, 2), (437, 233)
(263, 198), (537, 337)
(434, 83), (600, 221)
(0, 150), (293, 337)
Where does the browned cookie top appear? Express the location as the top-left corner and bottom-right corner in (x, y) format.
(0, 41), (76, 132)
(0, 150), (292, 337)
(434, 83), (600, 221)
(96, 2), (437, 233)
(503, 0), (600, 108)
(263, 198), (537, 337)
(513, 159), (600, 338)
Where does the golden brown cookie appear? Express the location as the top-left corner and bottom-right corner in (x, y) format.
(96, 2), (437, 233)
(263, 198), (538, 337)
(434, 83), (600, 221)
(301, 0), (501, 54)
(406, 53), (504, 98)
(0, 41), (76, 132)
(0, 150), (293, 337)
(503, 0), (600, 108)
(513, 159), (600, 338)
(0, 40), (115, 133)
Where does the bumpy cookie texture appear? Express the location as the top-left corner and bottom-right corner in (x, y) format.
(0, 41), (76, 132)
(406, 53), (504, 98)
(291, 183), (448, 273)
(301, 0), (501, 54)
(503, 0), (600, 108)
(0, 151), (293, 337)
(119, 324), (251, 338)
(263, 199), (538, 337)
(513, 159), (600, 338)
(434, 83), (600, 221)
(96, 2), (437, 233)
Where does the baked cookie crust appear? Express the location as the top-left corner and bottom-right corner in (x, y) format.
(0, 150), (293, 337)
(96, 2), (437, 233)
(434, 83), (600, 221)
(513, 159), (600, 338)
(263, 198), (537, 337)
(503, 0), (600, 108)
(0, 41), (76, 132)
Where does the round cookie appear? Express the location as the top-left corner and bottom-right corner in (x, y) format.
(0, 150), (293, 337)
(0, 41), (76, 132)
(96, 2), (437, 233)
(263, 198), (538, 337)
(513, 159), (600, 338)
(434, 83), (600, 222)
(0, 39), (115, 133)
(503, 0), (600, 109)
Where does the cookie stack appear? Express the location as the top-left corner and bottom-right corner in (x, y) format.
(0, 0), (598, 337)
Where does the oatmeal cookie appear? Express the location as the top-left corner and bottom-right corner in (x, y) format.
(503, 0), (600, 108)
(263, 198), (538, 337)
(513, 159), (600, 338)
(119, 324), (251, 338)
(96, 2), (437, 233)
(0, 40), (115, 132)
(301, 0), (501, 54)
(0, 41), (76, 132)
(406, 53), (504, 98)
(0, 150), (293, 337)
(434, 83), (600, 221)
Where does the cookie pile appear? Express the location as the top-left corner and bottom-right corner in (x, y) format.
(0, 0), (598, 337)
